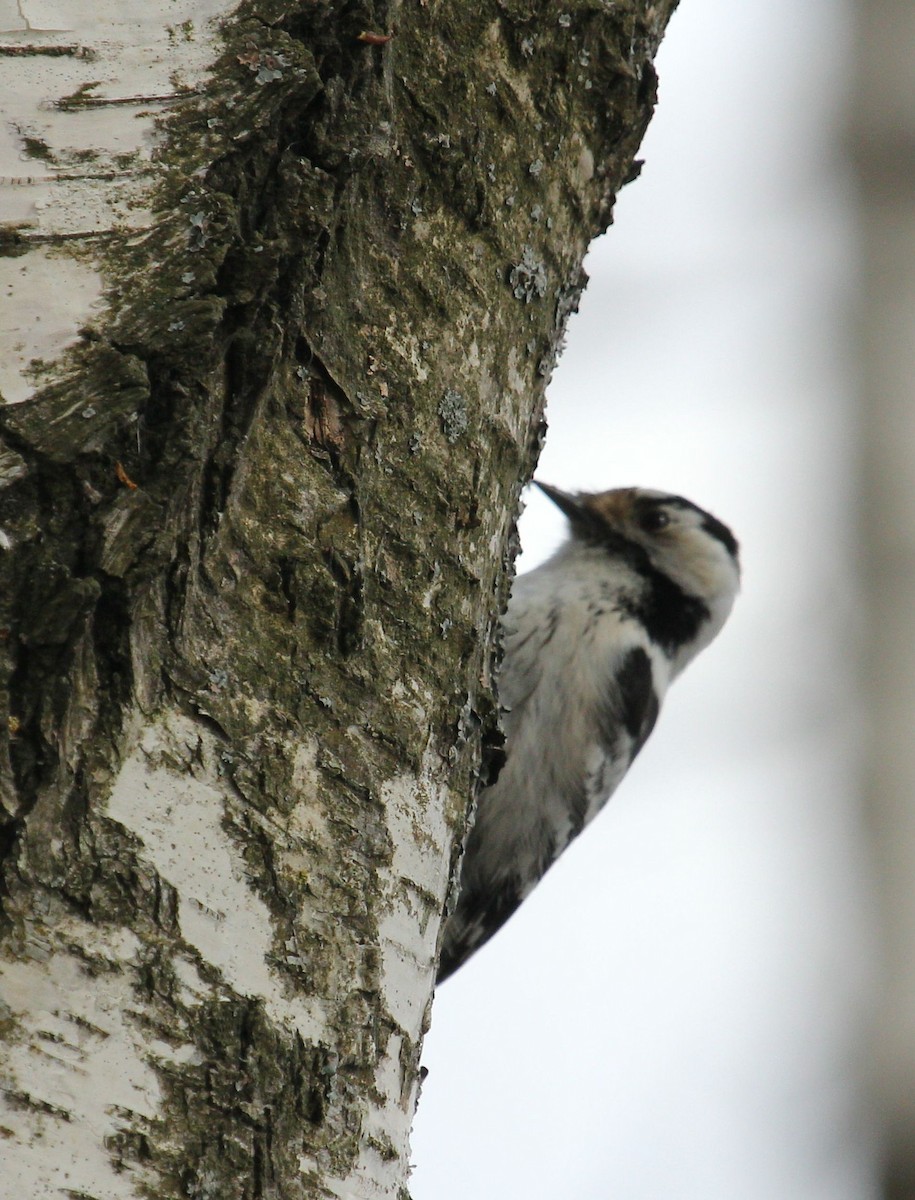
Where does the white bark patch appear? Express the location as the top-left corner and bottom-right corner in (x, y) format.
(334, 748), (453, 1199)
(0, 920), (190, 1198)
(0, 0), (235, 404)
(0, 247), (104, 403)
(575, 141), (595, 185)
(106, 712), (326, 1042)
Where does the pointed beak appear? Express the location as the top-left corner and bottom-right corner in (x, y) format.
(534, 481), (586, 522)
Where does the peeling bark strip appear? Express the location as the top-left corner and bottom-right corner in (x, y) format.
(0, 1), (677, 1196)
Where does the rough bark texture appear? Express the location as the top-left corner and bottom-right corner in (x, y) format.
(0, 2), (677, 1196)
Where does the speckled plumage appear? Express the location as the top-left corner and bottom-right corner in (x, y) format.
(437, 484), (740, 982)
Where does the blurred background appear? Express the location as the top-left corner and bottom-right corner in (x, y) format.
(411, 0), (915, 1197)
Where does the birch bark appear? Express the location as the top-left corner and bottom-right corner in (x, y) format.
(0, 2), (677, 1195)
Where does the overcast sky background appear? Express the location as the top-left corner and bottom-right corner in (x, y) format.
(411, 1), (881, 1197)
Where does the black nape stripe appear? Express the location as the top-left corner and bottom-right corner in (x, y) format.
(623, 569), (710, 657)
(700, 513), (740, 562)
(573, 524), (711, 655)
(665, 496), (740, 562)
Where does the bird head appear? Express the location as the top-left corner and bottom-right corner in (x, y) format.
(536, 482), (740, 652)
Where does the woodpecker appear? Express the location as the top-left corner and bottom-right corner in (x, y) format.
(437, 483), (740, 982)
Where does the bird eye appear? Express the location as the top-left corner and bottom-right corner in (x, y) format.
(639, 508), (670, 533)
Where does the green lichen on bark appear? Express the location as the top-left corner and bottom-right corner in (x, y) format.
(0, 0), (678, 1195)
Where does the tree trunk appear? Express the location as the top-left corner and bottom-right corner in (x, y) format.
(0, 2), (677, 1195)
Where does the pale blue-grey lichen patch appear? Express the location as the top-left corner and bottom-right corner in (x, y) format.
(509, 247), (547, 302)
(438, 390), (468, 443)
